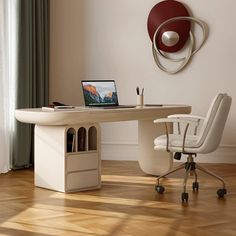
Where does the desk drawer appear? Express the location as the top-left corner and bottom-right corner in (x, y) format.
(66, 170), (99, 190)
(66, 152), (99, 172)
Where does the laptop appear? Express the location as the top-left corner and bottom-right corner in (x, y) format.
(81, 80), (135, 109)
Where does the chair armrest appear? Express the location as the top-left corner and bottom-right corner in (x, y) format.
(168, 114), (205, 121)
(153, 118), (198, 153)
(167, 115), (204, 135)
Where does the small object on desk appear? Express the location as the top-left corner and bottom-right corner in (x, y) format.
(137, 88), (144, 107)
(55, 106), (75, 110)
(53, 101), (67, 106)
(141, 87), (144, 95)
(136, 86), (140, 95)
(42, 106), (75, 111)
(136, 86), (144, 107)
(136, 95), (144, 107)
(136, 86), (144, 96)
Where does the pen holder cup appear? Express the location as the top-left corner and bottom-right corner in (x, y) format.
(137, 95), (144, 107)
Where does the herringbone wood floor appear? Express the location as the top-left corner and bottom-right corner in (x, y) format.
(0, 161), (236, 236)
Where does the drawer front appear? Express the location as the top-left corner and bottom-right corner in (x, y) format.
(66, 152), (99, 172)
(66, 170), (99, 190)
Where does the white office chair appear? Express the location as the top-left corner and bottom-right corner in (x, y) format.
(153, 93), (232, 202)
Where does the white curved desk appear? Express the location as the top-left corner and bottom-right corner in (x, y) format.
(15, 105), (191, 192)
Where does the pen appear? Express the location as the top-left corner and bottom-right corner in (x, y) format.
(141, 88), (144, 95)
(136, 86), (140, 95)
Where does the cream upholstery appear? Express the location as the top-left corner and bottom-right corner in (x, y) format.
(154, 134), (198, 149)
(153, 93), (232, 202)
(154, 93), (232, 154)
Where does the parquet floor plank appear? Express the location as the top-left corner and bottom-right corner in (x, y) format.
(0, 161), (235, 236)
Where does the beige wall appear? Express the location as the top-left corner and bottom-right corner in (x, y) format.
(50, 0), (236, 162)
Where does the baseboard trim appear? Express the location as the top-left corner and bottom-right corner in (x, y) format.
(101, 142), (236, 163)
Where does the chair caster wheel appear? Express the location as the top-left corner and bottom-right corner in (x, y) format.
(192, 182), (199, 191)
(155, 185), (165, 194)
(181, 192), (189, 202)
(217, 188), (227, 198)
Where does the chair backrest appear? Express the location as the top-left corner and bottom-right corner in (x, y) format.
(197, 93), (231, 153)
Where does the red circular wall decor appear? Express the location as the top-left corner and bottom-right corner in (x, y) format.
(147, 0), (190, 53)
(147, 0), (207, 74)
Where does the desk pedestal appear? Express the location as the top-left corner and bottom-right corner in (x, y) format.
(138, 120), (172, 175)
(35, 123), (101, 193)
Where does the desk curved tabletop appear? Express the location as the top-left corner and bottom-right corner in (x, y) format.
(15, 105), (192, 181)
(15, 105), (191, 125)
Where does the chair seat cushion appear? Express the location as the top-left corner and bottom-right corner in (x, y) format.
(154, 134), (199, 149)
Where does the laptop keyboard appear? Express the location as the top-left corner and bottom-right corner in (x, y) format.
(103, 105), (136, 109)
(88, 105), (136, 109)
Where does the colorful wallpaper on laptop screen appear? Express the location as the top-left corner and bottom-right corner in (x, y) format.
(82, 81), (118, 106)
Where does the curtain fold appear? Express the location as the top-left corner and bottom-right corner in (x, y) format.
(0, 0), (11, 173)
(12, 0), (49, 169)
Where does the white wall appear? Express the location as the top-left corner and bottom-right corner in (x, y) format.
(50, 0), (236, 163)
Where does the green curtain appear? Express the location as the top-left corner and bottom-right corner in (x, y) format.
(12, 0), (49, 169)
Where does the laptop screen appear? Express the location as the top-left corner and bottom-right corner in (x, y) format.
(81, 80), (119, 107)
